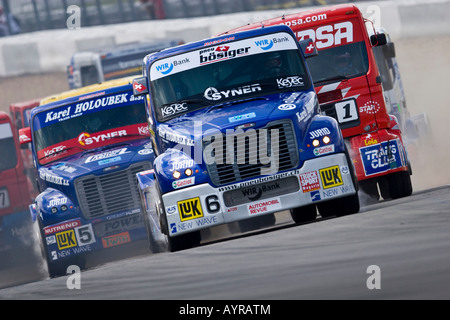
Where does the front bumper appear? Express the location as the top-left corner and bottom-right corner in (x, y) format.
(38, 208), (147, 264)
(163, 153), (356, 237)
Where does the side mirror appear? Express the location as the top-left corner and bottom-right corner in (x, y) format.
(132, 77), (149, 96)
(19, 127), (32, 144)
(370, 33), (387, 47)
(298, 38), (318, 58)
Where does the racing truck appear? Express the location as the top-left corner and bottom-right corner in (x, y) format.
(18, 77), (156, 277)
(0, 111), (34, 268)
(67, 39), (183, 89)
(133, 25), (360, 252)
(221, 4), (413, 201)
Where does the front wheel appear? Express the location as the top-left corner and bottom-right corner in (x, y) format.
(167, 231), (201, 252)
(290, 204), (317, 224)
(317, 193), (360, 218)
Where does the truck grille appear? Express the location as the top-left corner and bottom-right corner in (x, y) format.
(75, 162), (151, 220)
(204, 120), (298, 186)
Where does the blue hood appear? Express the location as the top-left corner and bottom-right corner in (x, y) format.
(37, 138), (154, 188)
(157, 91), (318, 147)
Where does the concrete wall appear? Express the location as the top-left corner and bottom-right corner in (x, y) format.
(0, 0), (449, 77)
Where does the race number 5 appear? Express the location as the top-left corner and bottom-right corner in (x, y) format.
(335, 100), (358, 123)
(75, 224), (96, 246)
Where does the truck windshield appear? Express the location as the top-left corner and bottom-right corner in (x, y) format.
(33, 92), (147, 165)
(0, 123), (17, 171)
(306, 41), (369, 84)
(150, 32), (310, 122)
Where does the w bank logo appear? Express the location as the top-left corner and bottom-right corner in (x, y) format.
(156, 62), (174, 75)
(255, 39), (274, 50)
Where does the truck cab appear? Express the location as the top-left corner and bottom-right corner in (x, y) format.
(0, 111), (34, 264)
(134, 25), (359, 252)
(221, 4), (413, 201)
(19, 77), (156, 277)
(67, 39), (184, 89)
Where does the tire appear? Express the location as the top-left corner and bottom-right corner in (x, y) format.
(167, 231), (201, 252)
(317, 193), (360, 218)
(290, 204), (317, 224)
(388, 170), (413, 199)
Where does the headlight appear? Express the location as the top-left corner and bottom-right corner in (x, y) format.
(323, 136), (331, 144)
(173, 170), (181, 179)
(312, 139), (320, 147)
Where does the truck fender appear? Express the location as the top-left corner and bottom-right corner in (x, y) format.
(304, 115), (345, 153)
(35, 188), (77, 226)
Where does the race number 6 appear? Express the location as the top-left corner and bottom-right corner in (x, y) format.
(335, 100), (358, 123)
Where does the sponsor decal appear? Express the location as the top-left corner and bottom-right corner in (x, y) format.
(309, 127), (331, 139)
(247, 198), (282, 215)
(277, 76), (304, 89)
(78, 130), (127, 146)
(203, 84), (262, 101)
(360, 139), (404, 176)
(295, 21), (354, 49)
(172, 177), (195, 189)
(85, 148), (130, 163)
(200, 45), (250, 64)
(161, 103), (188, 118)
(102, 232), (131, 248)
(44, 220), (81, 235)
(310, 190), (321, 202)
(39, 171), (69, 186)
(359, 101), (381, 114)
(313, 144), (335, 156)
(178, 197), (203, 222)
(278, 104), (296, 111)
(319, 165), (343, 189)
(170, 159), (194, 171)
(299, 171), (320, 193)
(228, 112), (256, 123)
(56, 229), (77, 250)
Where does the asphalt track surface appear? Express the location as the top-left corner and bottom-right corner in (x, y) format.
(1, 185), (449, 300)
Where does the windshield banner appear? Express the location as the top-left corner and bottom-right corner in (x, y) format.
(150, 31), (299, 81)
(34, 92), (144, 130)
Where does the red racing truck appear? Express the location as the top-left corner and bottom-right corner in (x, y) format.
(0, 111), (35, 268)
(221, 4), (412, 201)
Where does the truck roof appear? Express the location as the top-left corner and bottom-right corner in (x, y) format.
(143, 24), (298, 65)
(221, 4), (361, 34)
(37, 76), (135, 114)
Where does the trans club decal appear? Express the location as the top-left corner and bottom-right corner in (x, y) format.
(360, 139), (405, 176)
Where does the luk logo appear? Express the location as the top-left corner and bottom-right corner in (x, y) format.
(56, 229), (77, 250)
(155, 62), (174, 75)
(319, 165), (343, 189)
(178, 197), (203, 222)
(255, 39), (273, 50)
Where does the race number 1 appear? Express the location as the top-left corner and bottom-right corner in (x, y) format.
(335, 100), (358, 123)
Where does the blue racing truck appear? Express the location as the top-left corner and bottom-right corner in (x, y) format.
(133, 25), (360, 252)
(18, 77), (157, 277)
